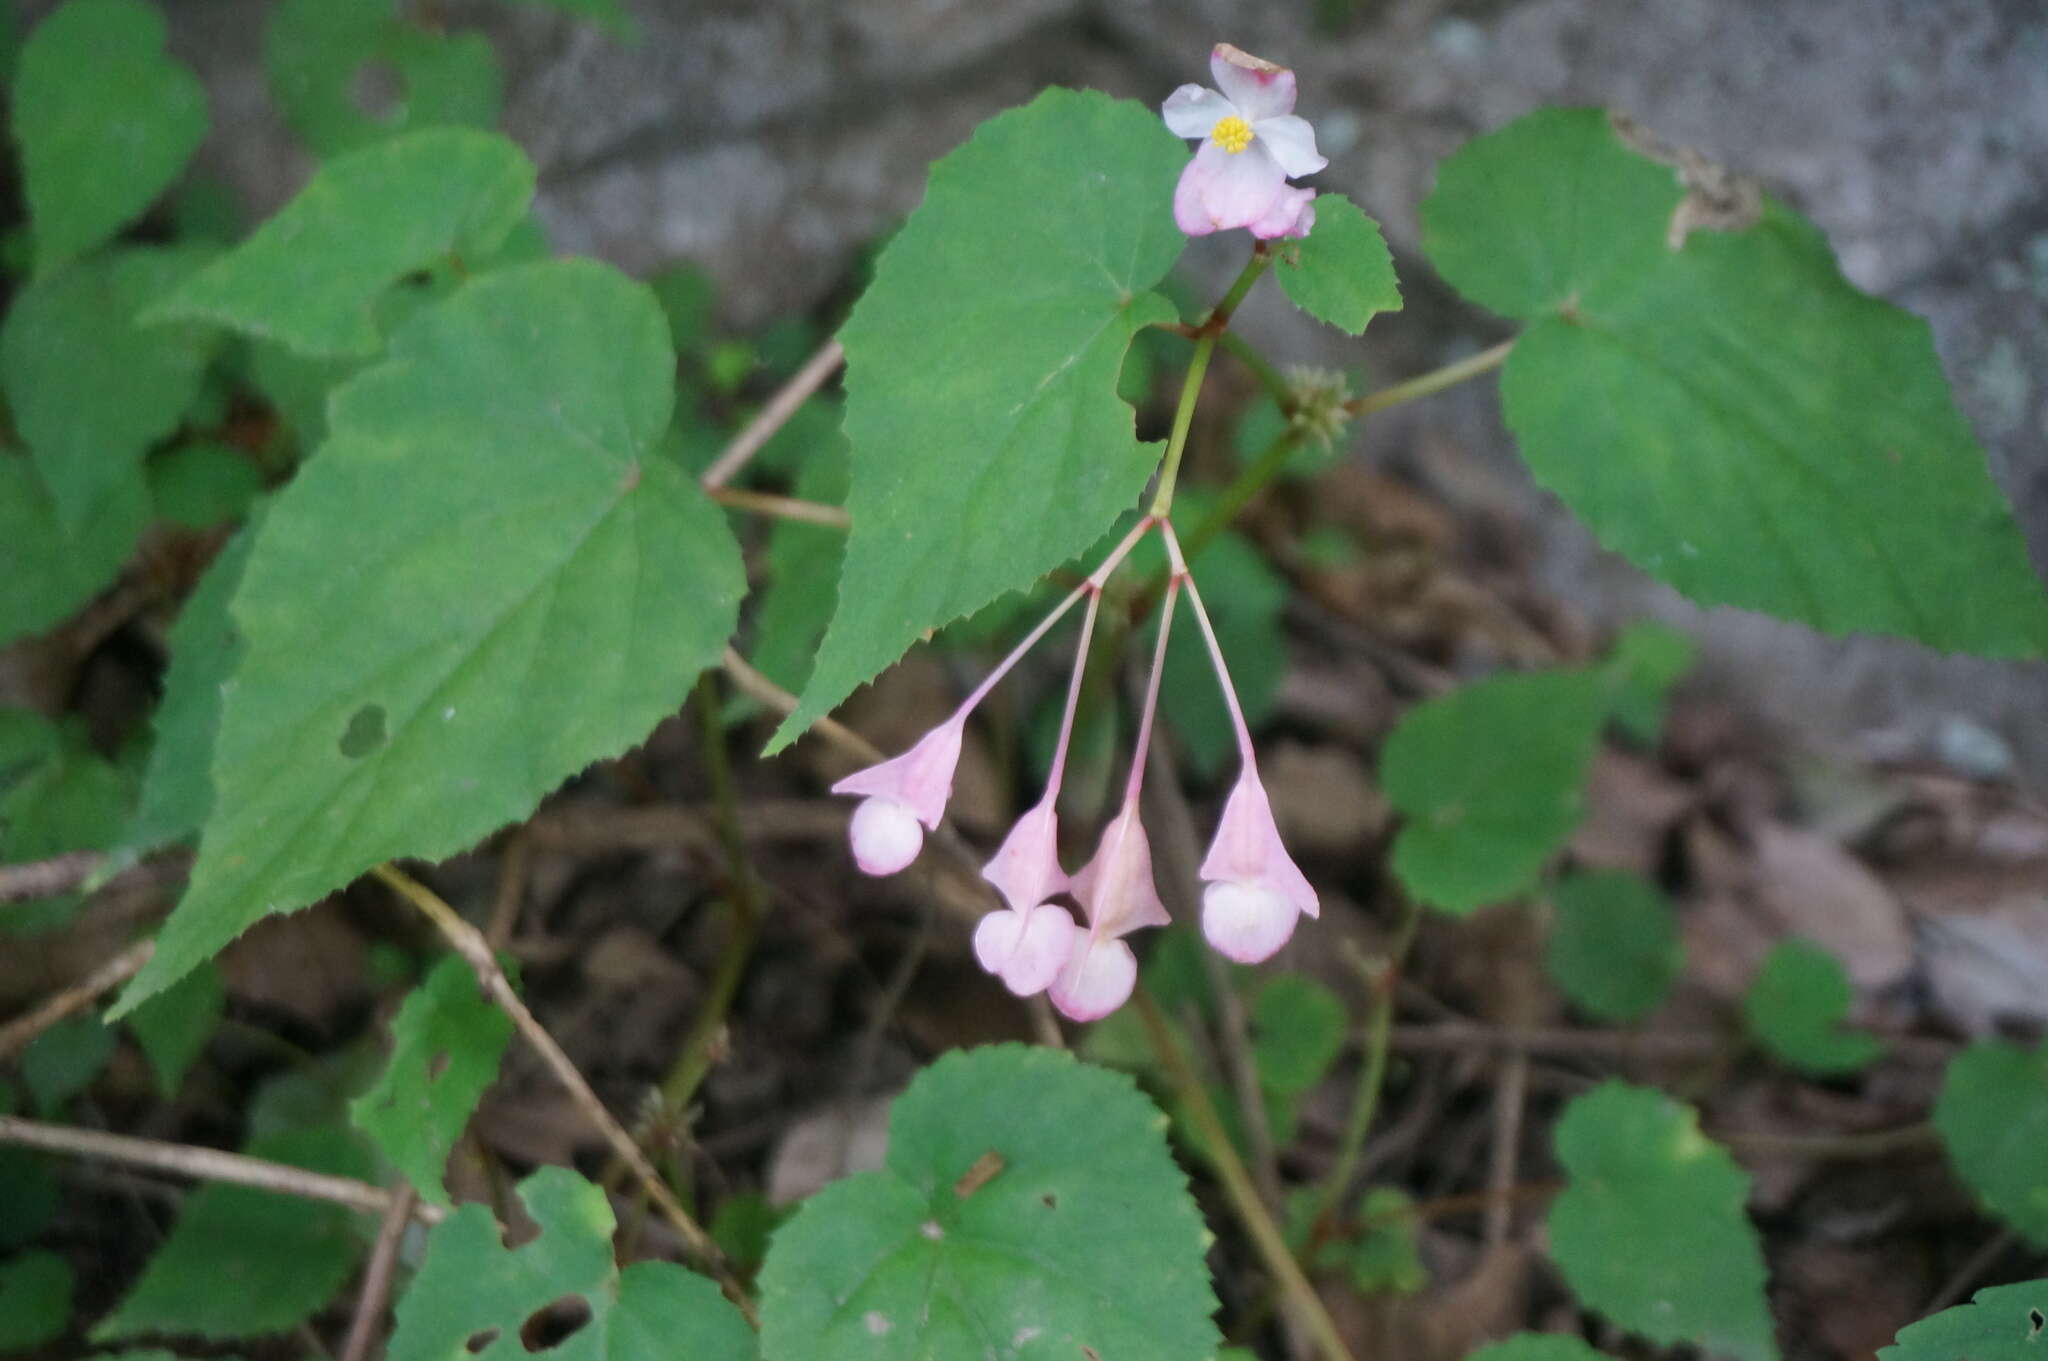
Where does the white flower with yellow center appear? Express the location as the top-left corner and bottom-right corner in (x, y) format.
(1163, 43), (1327, 239)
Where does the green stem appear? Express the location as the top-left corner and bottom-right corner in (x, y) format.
(1346, 338), (1514, 418)
(1310, 893), (1421, 1242)
(1134, 987), (1359, 1361)
(1180, 426), (1305, 564)
(1149, 248), (1273, 518)
(1218, 332), (1292, 412)
(659, 674), (762, 1113)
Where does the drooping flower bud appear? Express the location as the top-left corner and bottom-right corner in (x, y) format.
(831, 718), (964, 877)
(982, 797), (1067, 916)
(1070, 798), (1172, 945)
(1048, 935), (1138, 1022)
(973, 903), (1079, 997)
(1198, 770), (1318, 962)
(848, 796), (925, 876)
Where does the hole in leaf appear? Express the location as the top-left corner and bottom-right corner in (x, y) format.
(339, 703), (387, 758)
(426, 1050), (451, 1082)
(521, 1296), (591, 1352)
(1040, 1192), (1058, 1209)
(464, 1329), (499, 1353)
(2029, 1307), (2044, 1338)
(349, 60), (406, 121)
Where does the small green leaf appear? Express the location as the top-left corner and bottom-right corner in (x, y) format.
(1420, 108), (2048, 657)
(1602, 621), (1695, 745)
(12, 0), (207, 271)
(649, 263), (716, 356)
(759, 1044), (1220, 1361)
(710, 1191), (786, 1277)
(1545, 870), (1681, 1022)
(769, 89), (1187, 752)
(1467, 1335), (1617, 1361)
(1933, 1040), (2048, 1247)
(0, 458), (144, 647)
(265, 0), (500, 158)
(1380, 668), (1608, 914)
(1547, 1082), (1777, 1361)
(2, 245), (222, 530)
(1251, 975), (1345, 1095)
(147, 128), (536, 358)
(22, 1014), (116, 1117)
(350, 954), (512, 1207)
(125, 525), (256, 851)
(94, 1126), (372, 1341)
(387, 1167), (755, 1361)
(508, 0), (635, 39)
(117, 261), (744, 1015)
(0, 1148), (60, 1251)
(2, 724), (136, 932)
(1274, 194), (1401, 335)
(1742, 939), (1880, 1076)
(148, 442), (263, 530)
(0, 1250), (72, 1350)
(1347, 1187), (1427, 1296)
(745, 403), (849, 695)
(124, 960), (225, 1096)
(1878, 1278), (2048, 1361)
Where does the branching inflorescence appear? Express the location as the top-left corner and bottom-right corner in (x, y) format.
(831, 44), (1328, 1023)
(833, 518), (1318, 1021)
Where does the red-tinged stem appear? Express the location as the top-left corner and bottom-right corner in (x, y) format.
(955, 516), (1156, 717)
(1162, 520), (1255, 764)
(1122, 575), (1181, 807)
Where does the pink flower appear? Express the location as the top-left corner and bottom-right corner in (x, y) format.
(1198, 770), (1318, 962)
(1050, 579), (1183, 1022)
(832, 718), (964, 875)
(1163, 44), (1326, 239)
(976, 797), (1080, 995)
(1163, 520), (1318, 962)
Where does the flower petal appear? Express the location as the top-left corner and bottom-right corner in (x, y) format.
(1248, 185), (1316, 241)
(1252, 114), (1326, 177)
(981, 797), (1067, 914)
(1048, 936), (1138, 1021)
(1199, 771), (1318, 918)
(1003, 904), (1080, 996)
(1162, 83), (1235, 140)
(1202, 881), (1299, 963)
(848, 797), (923, 876)
(1176, 139), (1291, 234)
(1173, 157), (1220, 236)
(1210, 43), (1297, 122)
(829, 718), (963, 829)
(1071, 800), (1171, 940)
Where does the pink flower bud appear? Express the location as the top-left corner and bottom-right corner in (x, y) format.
(1048, 936), (1138, 1022)
(1202, 881), (1298, 964)
(1198, 770), (1318, 962)
(848, 797), (924, 876)
(830, 718), (964, 875)
(981, 797), (1067, 915)
(973, 903), (1079, 997)
(1071, 799), (1171, 944)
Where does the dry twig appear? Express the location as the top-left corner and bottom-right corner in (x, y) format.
(0, 850), (106, 905)
(0, 939), (154, 1060)
(0, 1114), (439, 1222)
(340, 1185), (418, 1361)
(700, 337), (845, 490)
(371, 864), (756, 1324)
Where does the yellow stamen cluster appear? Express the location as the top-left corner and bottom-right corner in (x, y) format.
(1209, 115), (1254, 154)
